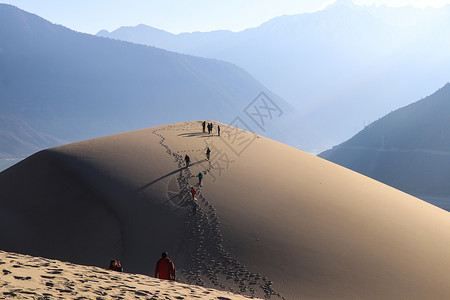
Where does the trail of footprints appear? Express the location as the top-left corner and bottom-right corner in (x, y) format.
(0, 123), (282, 300)
(153, 123), (284, 299)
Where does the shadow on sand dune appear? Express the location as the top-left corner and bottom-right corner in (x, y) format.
(136, 161), (205, 191)
(178, 132), (212, 138)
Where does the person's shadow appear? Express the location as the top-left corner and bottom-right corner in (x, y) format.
(136, 160), (206, 192)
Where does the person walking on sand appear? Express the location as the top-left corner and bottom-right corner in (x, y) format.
(190, 186), (197, 200)
(197, 172), (203, 185)
(206, 147), (211, 160)
(154, 252), (176, 281)
(185, 154), (190, 167)
(217, 125), (220, 136)
(202, 121), (206, 133)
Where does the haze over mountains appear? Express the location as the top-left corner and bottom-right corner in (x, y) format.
(0, 4), (319, 170)
(1, 2), (450, 297)
(319, 83), (450, 211)
(0, 115), (67, 158)
(98, 0), (450, 147)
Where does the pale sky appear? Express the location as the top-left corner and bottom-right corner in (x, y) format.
(2, 0), (450, 34)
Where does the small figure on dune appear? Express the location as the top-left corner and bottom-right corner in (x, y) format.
(108, 259), (123, 272)
(190, 186), (197, 200)
(185, 154), (190, 167)
(192, 199), (198, 214)
(197, 172), (203, 185)
(217, 125), (220, 136)
(206, 147), (211, 161)
(202, 121), (206, 133)
(154, 252), (176, 281)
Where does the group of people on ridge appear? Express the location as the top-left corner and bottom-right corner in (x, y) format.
(202, 121), (220, 136)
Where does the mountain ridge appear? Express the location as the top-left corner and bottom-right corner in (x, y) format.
(97, 2), (450, 147)
(1, 4), (319, 169)
(319, 83), (450, 210)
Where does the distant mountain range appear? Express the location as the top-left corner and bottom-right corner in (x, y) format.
(98, 0), (450, 147)
(0, 4), (320, 169)
(319, 83), (450, 211)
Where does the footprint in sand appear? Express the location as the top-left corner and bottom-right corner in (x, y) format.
(13, 276), (32, 280)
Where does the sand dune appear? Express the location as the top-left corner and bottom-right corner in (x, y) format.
(0, 250), (255, 299)
(0, 121), (449, 299)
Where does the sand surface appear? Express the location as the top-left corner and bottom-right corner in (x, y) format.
(0, 250), (256, 299)
(1, 121), (449, 299)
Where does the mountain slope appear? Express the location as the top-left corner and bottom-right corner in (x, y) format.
(0, 114), (67, 159)
(0, 4), (318, 161)
(98, 1), (450, 147)
(319, 83), (450, 210)
(1, 121), (449, 299)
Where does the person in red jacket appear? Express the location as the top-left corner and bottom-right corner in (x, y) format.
(154, 252), (176, 280)
(190, 187), (196, 200)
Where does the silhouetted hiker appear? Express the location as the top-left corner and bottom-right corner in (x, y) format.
(185, 155), (190, 167)
(154, 252), (176, 281)
(202, 121), (206, 133)
(206, 147), (211, 160)
(190, 186), (197, 200)
(108, 259), (123, 272)
(192, 199), (198, 214)
(217, 125), (220, 136)
(197, 172), (203, 185)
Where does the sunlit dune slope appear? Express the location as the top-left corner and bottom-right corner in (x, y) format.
(0, 121), (449, 299)
(0, 250), (256, 299)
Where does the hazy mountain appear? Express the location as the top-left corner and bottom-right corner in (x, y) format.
(0, 114), (67, 159)
(98, 0), (450, 148)
(0, 4), (320, 169)
(319, 83), (450, 211)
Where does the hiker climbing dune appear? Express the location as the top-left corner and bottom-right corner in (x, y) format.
(154, 252), (176, 281)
